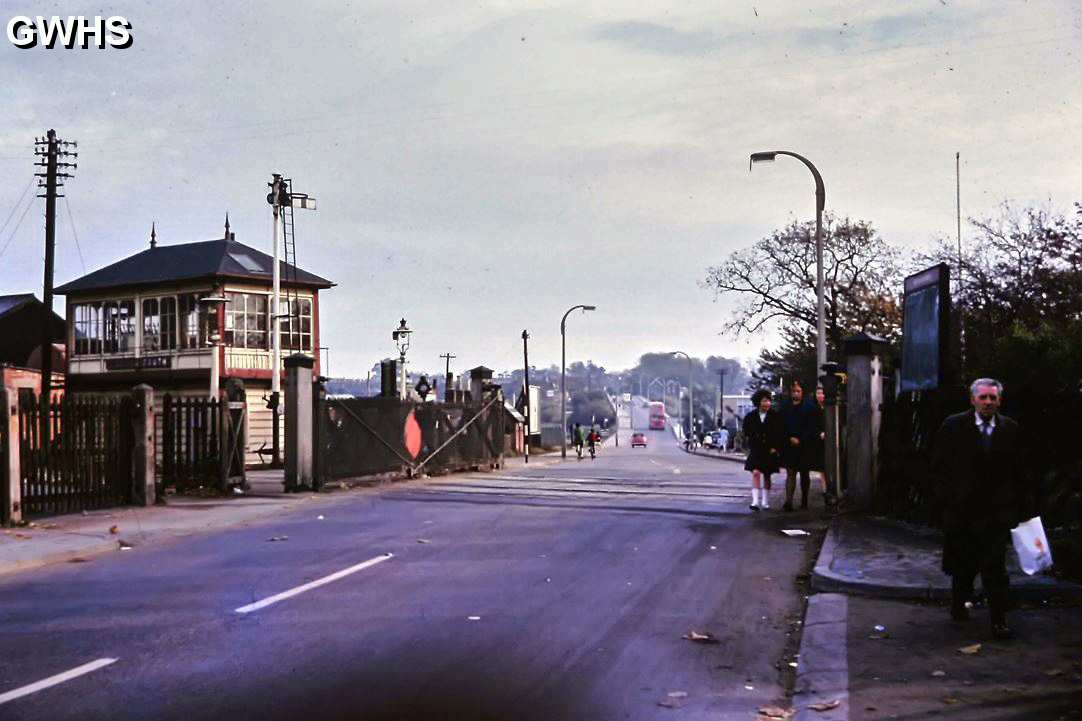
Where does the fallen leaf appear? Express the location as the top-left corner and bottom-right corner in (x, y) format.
(417, 538), (430, 544)
(932, 670), (947, 677)
(1044, 668), (1064, 677)
(942, 697), (959, 705)
(808, 699), (840, 712)
(868, 632), (890, 640)
(758, 706), (790, 718)
(109, 525), (119, 534)
(267, 536), (289, 542)
(683, 631), (721, 644)
(958, 643), (982, 655)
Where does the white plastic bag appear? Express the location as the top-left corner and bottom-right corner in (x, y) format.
(1011, 516), (1053, 575)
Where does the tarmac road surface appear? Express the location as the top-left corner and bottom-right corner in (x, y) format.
(0, 430), (819, 721)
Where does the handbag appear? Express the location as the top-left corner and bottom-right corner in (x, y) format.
(1011, 516), (1053, 575)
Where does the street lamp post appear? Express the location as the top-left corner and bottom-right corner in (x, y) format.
(560, 304), (596, 459)
(672, 351), (693, 436)
(200, 294), (229, 400)
(392, 318), (412, 400)
(749, 151), (827, 371)
(750, 150), (842, 501)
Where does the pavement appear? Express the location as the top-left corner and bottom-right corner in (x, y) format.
(790, 513), (1082, 721)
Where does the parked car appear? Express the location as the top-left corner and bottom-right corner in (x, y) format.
(702, 434), (714, 447)
(630, 432), (647, 448)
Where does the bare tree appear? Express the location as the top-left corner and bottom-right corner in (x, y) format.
(702, 214), (904, 353)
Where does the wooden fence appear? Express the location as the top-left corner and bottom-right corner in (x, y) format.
(17, 394), (134, 516)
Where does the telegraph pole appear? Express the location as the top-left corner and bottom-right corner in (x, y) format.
(440, 352), (456, 399)
(33, 130), (76, 436)
(521, 331), (530, 463)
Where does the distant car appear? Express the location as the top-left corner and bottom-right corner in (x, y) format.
(631, 432), (647, 448)
(702, 434), (714, 447)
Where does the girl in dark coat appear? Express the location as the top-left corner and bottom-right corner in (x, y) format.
(743, 389), (784, 511)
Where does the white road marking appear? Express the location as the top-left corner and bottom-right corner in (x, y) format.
(235, 553), (394, 614)
(0, 658), (117, 705)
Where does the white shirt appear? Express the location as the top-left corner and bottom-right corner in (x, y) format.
(975, 412), (997, 430)
(759, 411), (767, 424)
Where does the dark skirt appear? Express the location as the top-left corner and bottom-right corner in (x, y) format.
(744, 448), (779, 474)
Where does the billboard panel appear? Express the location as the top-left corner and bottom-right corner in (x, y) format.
(900, 264), (951, 393)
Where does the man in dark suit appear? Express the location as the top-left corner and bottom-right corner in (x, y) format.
(931, 378), (1029, 639)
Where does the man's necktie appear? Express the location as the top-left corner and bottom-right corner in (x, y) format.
(981, 420), (993, 451)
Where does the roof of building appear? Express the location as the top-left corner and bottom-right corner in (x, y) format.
(0, 293), (37, 318)
(55, 236), (334, 294)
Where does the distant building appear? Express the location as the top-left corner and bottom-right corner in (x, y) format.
(55, 220), (334, 466)
(0, 293), (66, 401)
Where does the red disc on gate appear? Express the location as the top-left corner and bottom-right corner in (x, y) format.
(404, 409), (422, 459)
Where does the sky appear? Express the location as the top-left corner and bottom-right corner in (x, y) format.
(1, 1), (1079, 378)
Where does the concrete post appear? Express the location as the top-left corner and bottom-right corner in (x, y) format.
(844, 332), (889, 509)
(131, 384), (156, 506)
(1, 387), (22, 524)
(284, 354), (314, 491)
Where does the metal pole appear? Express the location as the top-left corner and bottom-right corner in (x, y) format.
(561, 318), (567, 459)
(749, 151), (826, 369)
(522, 330), (530, 463)
(957, 151), (965, 371)
(559, 304), (595, 459)
(270, 174), (283, 467)
(399, 350), (407, 399)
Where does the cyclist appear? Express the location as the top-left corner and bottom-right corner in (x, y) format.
(587, 427), (601, 459)
(573, 423), (586, 460)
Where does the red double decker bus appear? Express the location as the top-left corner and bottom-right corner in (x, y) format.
(648, 401), (666, 430)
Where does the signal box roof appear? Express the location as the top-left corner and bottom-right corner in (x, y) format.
(56, 236), (334, 295)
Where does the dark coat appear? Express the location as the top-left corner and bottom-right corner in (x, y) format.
(778, 398), (816, 469)
(931, 411), (1030, 534)
(743, 408), (784, 473)
(801, 402), (826, 472)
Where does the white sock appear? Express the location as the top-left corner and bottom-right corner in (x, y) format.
(750, 488), (759, 507)
(761, 489), (770, 509)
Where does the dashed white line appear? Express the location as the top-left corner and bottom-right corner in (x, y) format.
(0, 658), (118, 705)
(235, 553), (393, 614)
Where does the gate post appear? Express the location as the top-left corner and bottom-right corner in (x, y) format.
(1, 387), (22, 524)
(843, 332), (889, 510)
(284, 354), (314, 491)
(131, 384), (156, 506)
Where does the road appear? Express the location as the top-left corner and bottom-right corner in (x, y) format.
(0, 429), (820, 721)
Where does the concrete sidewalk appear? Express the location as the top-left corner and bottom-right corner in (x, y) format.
(811, 514), (1082, 601)
(791, 514), (1082, 721)
(0, 491), (343, 577)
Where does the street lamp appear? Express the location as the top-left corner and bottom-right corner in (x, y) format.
(560, 304), (596, 459)
(199, 294), (229, 400)
(749, 150), (827, 371)
(392, 318), (412, 400)
(671, 351), (693, 435)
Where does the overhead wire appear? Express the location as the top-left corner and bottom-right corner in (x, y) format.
(0, 186), (38, 261)
(62, 197), (87, 274)
(0, 176), (35, 239)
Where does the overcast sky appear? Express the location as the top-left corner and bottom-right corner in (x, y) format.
(1, 1), (1079, 377)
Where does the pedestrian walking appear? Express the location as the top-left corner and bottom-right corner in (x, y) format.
(931, 378), (1030, 639)
(743, 389), (784, 511)
(805, 386), (834, 507)
(779, 380), (816, 511)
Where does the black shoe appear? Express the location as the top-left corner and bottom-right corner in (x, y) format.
(750, 504), (760, 512)
(991, 622), (1014, 640)
(951, 605), (970, 622)
(800, 497), (809, 510)
(782, 502), (794, 512)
